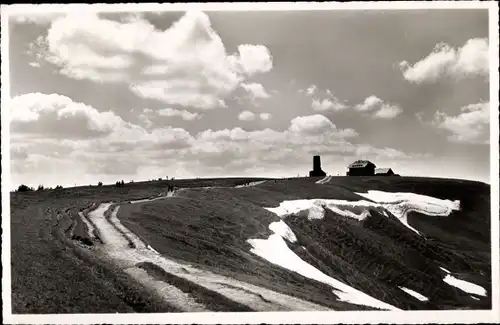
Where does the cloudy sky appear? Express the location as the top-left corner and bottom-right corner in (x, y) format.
(6, 7), (491, 188)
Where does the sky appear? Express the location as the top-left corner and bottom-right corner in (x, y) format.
(5, 6), (492, 189)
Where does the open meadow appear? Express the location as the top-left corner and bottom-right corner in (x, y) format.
(10, 176), (492, 313)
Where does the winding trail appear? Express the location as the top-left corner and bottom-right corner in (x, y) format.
(235, 180), (268, 188)
(86, 197), (332, 312)
(315, 175), (332, 184)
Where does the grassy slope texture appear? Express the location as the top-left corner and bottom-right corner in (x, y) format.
(10, 176), (491, 313)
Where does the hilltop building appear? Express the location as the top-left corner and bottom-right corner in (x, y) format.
(347, 160), (376, 176)
(375, 168), (395, 176)
(346, 160), (398, 176)
(309, 155), (327, 177)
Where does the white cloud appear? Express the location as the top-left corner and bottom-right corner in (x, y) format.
(312, 98), (347, 112)
(306, 84), (317, 96)
(355, 95), (402, 119)
(157, 108), (201, 121)
(355, 95), (383, 112)
(10, 11), (66, 25)
(373, 104), (403, 119)
(9, 92), (126, 138)
(260, 113), (272, 120)
(11, 93), (425, 187)
(238, 110), (256, 121)
(400, 38), (489, 83)
(241, 83), (271, 99)
(288, 114), (355, 137)
(229, 44), (273, 76)
(432, 102), (489, 144)
(415, 111), (425, 123)
(31, 11), (273, 110)
(138, 114), (154, 129)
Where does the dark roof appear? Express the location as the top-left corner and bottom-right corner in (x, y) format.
(375, 168), (393, 174)
(348, 160), (376, 168)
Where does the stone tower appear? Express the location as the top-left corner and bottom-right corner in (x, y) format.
(309, 155), (326, 177)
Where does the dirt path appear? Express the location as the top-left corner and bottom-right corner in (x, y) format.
(87, 199), (332, 312)
(315, 175), (332, 184)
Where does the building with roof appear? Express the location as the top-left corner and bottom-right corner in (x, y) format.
(309, 155), (327, 177)
(346, 160), (376, 176)
(375, 168), (395, 176)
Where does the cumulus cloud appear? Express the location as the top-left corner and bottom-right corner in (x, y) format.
(30, 11), (273, 110)
(355, 95), (383, 112)
(158, 108), (201, 121)
(373, 104), (403, 119)
(355, 95), (402, 119)
(138, 114), (154, 128)
(11, 95), (424, 186)
(260, 113), (272, 120)
(229, 44), (273, 76)
(312, 98), (347, 112)
(302, 86), (348, 112)
(432, 102), (489, 144)
(400, 38), (489, 83)
(289, 114), (338, 135)
(238, 110), (256, 121)
(241, 82), (271, 99)
(176, 114), (430, 178)
(9, 93), (126, 138)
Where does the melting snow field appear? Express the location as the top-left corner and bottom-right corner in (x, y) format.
(247, 220), (401, 311)
(355, 191), (460, 235)
(265, 199), (376, 221)
(251, 191), (465, 309)
(265, 191), (460, 236)
(399, 287), (429, 302)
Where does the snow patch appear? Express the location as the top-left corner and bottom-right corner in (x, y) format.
(269, 220), (297, 243)
(246, 220), (400, 311)
(265, 199), (375, 221)
(471, 296), (480, 301)
(147, 245), (160, 254)
(265, 191), (460, 235)
(354, 191), (460, 235)
(440, 267), (451, 274)
(443, 274), (487, 297)
(399, 286), (429, 302)
(247, 234), (400, 310)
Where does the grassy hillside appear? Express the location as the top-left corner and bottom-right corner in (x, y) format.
(10, 176), (492, 313)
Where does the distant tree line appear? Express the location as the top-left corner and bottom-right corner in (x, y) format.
(16, 184), (63, 192)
